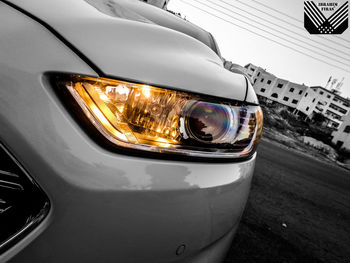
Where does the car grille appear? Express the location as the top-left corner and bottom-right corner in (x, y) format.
(0, 143), (50, 253)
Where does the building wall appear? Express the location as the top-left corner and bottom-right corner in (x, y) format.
(245, 63), (259, 81)
(267, 79), (307, 109)
(280, 82), (308, 108)
(296, 87), (319, 118)
(332, 112), (350, 150)
(308, 87), (350, 129)
(297, 88), (349, 129)
(247, 63), (307, 109)
(253, 71), (276, 98)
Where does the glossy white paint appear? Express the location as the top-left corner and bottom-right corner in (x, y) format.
(8, 0), (250, 102)
(245, 79), (259, 104)
(0, 1), (257, 262)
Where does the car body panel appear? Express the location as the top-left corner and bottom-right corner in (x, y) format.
(6, 0), (249, 102)
(245, 78), (259, 104)
(85, 0), (221, 55)
(0, 1), (256, 262)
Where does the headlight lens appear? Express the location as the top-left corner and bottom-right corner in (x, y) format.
(57, 75), (263, 159)
(184, 101), (236, 143)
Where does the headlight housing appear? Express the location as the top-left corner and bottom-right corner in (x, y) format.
(56, 75), (263, 159)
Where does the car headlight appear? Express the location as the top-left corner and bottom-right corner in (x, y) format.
(56, 75), (263, 159)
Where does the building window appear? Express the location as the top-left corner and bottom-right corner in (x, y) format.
(320, 91), (324, 95)
(271, 93), (278, 98)
(312, 98), (316, 103)
(329, 103), (347, 114)
(267, 80), (272, 84)
(305, 92), (308, 97)
(327, 95), (331, 98)
(254, 79), (257, 84)
(299, 90), (303, 95)
(250, 68), (255, 72)
(283, 96), (289, 101)
(289, 87), (294, 93)
(292, 99), (298, 104)
(344, 125), (350, 133)
(261, 88), (266, 93)
(325, 110), (341, 120)
(306, 107), (309, 111)
(257, 72), (261, 76)
(248, 73), (252, 77)
(277, 83), (283, 88)
(261, 78), (264, 82)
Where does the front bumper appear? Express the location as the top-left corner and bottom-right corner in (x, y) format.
(1, 108), (255, 262)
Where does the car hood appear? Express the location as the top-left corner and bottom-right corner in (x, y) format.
(6, 0), (250, 101)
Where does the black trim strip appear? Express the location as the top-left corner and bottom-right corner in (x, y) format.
(0, 0), (105, 77)
(243, 76), (249, 102)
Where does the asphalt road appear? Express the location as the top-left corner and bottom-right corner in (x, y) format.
(257, 140), (350, 194)
(225, 139), (350, 263)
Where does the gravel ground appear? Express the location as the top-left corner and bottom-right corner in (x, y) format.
(224, 139), (350, 263)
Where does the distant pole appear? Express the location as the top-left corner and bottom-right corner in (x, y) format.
(330, 78), (338, 90)
(335, 77), (344, 91)
(325, 76), (332, 89)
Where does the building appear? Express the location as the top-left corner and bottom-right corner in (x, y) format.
(332, 112), (350, 150)
(296, 86), (350, 129)
(140, 0), (170, 9)
(244, 63), (259, 80)
(245, 63), (308, 110)
(245, 63), (350, 130)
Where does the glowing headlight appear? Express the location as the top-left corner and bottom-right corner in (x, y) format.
(57, 75), (263, 159)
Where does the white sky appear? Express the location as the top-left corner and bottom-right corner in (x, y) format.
(168, 0), (350, 98)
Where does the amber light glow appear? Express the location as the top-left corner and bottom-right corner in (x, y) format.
(60, 75), (263, 158)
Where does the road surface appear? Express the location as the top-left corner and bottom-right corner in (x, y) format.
(258, 139), (350, 193)
(225, 139), (350, 263)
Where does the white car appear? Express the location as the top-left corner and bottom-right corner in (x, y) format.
(0, 0), (262, 262)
